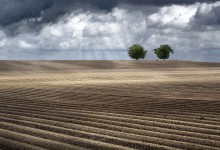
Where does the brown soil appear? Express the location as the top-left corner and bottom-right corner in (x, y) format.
(0, 60), (219, 150)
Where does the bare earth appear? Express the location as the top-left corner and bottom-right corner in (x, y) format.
(0, 60), (219, 150)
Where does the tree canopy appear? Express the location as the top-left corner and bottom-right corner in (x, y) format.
(128, 44), (147, 60)
(153, 44), (174, 60)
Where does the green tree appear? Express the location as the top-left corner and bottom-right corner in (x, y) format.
(128, 44), (147, 60)
(153, 44), (174, 60)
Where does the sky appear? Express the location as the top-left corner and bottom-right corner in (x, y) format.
(0, 0), (220, 61)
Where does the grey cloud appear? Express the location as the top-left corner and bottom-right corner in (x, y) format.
(190, 3), (220, 29)
(0, 0), (117, 27)
(0, 0), (53, 26)
(123, 0), (218, 6)
(1, 0), (219, 27)
(1, 0), (219, 36)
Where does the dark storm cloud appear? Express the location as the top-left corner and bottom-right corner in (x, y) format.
(0, 0), (219, 27)
(0, 0), (116, 27)
(190, 4), (220, 29)
(123, 0), (219, 5)
(0, 0), (53, 26)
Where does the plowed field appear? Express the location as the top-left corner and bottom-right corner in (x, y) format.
(0, 61), (219, 150)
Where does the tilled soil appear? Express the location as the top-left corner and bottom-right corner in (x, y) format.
(0, 60), (219, 150)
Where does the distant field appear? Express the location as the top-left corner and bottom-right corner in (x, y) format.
(0, 60), (220, 150)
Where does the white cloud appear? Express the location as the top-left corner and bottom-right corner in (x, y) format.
(32, 8), (147, 51)
(147, 4), (199, 28)
(18, 40), (36, 49)
(0, 31), (6, 47)
(59, 42), (70, 49)
(50, 28), (64, 37)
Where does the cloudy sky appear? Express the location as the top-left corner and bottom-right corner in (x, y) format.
(0, 0), (220, 61)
